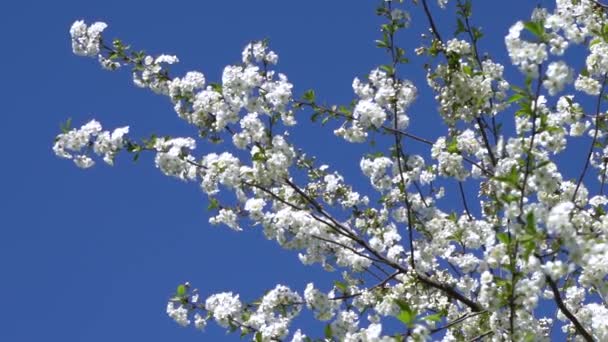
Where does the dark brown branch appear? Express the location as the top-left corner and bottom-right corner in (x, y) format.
(420, 0), (443, 42)
(458, 181), (474, 221)
(475, 117), (497, 166)
(546, 276), (594, 342)
(416, 273), (483, 312)
(384, 1), (417, 270)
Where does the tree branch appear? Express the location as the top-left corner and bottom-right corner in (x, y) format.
(546, 276), (594, 342)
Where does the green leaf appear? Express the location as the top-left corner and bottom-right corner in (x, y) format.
(533, 160), (551, 171)
(380, 64), (395, 76)
(324, 324), (333, 339)
(303, 89), (316, 103)
(472, 27), (484, 40)
(396, 47), (405, 59)
(252, 151), (267, 162)
(394, 299), (417, 327)
(511, 85), (526, 93)
(255, 332), (263, 342)
(375, 39), (389, 48)
(499, 193), (519, 204)
(525, 212), (536, 235)
(208, 198), (219, 211)
(522, 239), (536, 259)
(376, 6), (388, 16)
(448, 212), (458, 222)
(519, 234), (536, 243)
(455, 18), (466, 35)
(397, 310), (415, 326)
(60, 117), (72, 134)
(144, 134), (157, 149)
(446, 138), (459, 154)
(176, 284), (186, 297)
(494, 167), (519, 188)
(381, 23), (396, 34)
(524, 21), (545, 38)
(338, 105), (352, 117)
(334, 281), (348, 293)
(507, 93), (525, 103)
(590, 38), (602, 47)
(209, 83), (223, 93)
(497, 232), (511, 245)
(422, 312), (445, 322)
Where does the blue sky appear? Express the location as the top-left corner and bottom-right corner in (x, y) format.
(0, 0), (570, 341)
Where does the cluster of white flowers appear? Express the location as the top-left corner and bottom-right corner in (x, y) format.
(93, 126), (130, 165)
(209, 208), (240, 231)
(431, 137), (469, 180)
(53, 119), (129, 168)
(70, 20), (107, 57)
(262, 73), (294, 113)
(166, 302), (190, 327)
(132, 54), (179, 95)
(335, 68), (416, 142)
(199, 152), (241, 194)
(428, 57), (509, 125)
(242, 41), (278, 65)
(205, 292), (243, 328)
(546, 201), (575, 237)
(245, 285), (302, 340)
(304, 283), (339, 321)
(445, 38), (471, 55)
(543, 61), (573, 96)
(352, 100), (387, 129)
(154, 137), (198, 181)
(575, 75), (602, 95)
(169, 71), (206, 118)
(505, 21), (548, 77)
(232, 113), (267, 149)
(360, 156), (394, 191)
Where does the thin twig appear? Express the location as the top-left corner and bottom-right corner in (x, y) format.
(459, 181), (474, 220)
(430, 310), (488, 334)
(573, 74), (607, 201)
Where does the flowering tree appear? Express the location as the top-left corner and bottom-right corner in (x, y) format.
(53, 0), (608, 340)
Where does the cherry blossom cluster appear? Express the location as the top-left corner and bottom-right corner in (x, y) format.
(53, 119), (129, 168)
(335, 68), (416, 143)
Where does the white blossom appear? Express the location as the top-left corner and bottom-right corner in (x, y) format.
(70, 20), (107, 57)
